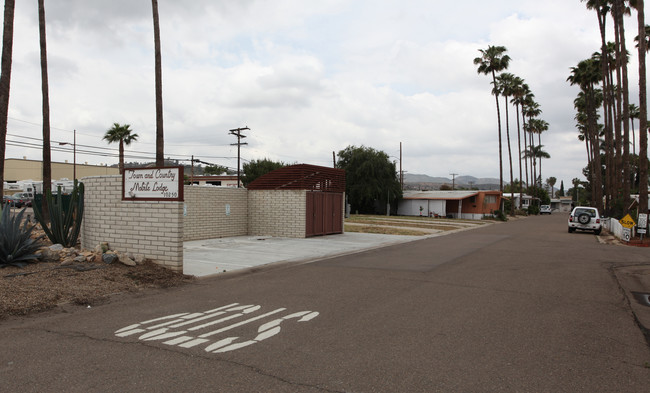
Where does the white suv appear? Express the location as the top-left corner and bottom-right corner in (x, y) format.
(568, 207), (602, 235)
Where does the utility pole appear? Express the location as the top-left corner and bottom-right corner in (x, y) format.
(229, 127), (249, 188)
(400, 142), (403, 190)
(450, 173), (458, 190)
(332, 151), (336, 168)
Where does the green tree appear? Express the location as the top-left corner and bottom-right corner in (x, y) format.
(103, 123), (139, 174)
(559, 180), (565, 197)
(474, 45), (511, 192)
(204, 164), (230, 175)
(629, 103), (639, 155)
(242, 158), (286, 187)
(152, 0), (164, 166)
(336, 145), (402, 214)
(0, 0), (15, 192)
(510, 77), (528, 208)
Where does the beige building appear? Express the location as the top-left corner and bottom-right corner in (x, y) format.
(3, 158), (119, 195)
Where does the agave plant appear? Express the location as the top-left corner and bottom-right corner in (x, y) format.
(33, 181), (84, 248)
(0, 206), (44, 268)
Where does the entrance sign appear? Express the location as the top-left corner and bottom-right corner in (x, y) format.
(123, 166), (184, 201)
(619, 214), (636, 229)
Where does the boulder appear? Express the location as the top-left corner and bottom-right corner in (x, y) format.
(116, 252), (136, 267)
(102, 252), (118, 264)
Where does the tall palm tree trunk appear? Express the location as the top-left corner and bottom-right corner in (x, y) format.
(515, 104), (523, 208)
(0, 0), (15, 190)
(522, 111), (529, 188)
(615, 0), (631, 212)
(152, 0), (164, 166)
(38, 0), (51, 220)
(503, 95), (515, 215)
(637, 0), (648, 215)
(491, 70), (504, 193)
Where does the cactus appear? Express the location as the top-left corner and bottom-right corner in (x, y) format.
(33, 181), (85, 248)
(0, 206), (44, 268)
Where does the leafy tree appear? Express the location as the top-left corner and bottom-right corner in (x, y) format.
(0, 0), (15, 193)
(336, 145), (402, 214)
(494, 72), (517, 215)
(103, 123), (139, 174)
(474, 45), (511, 192)
(242, 158), (285, 187)
(204, 164), (230, 175)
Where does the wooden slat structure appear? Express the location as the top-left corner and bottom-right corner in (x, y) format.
(246, 164), (345, 192)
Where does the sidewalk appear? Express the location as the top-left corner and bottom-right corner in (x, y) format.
(183, 232), (424, 277)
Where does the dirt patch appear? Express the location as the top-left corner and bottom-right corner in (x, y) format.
(1, 259), (193, 319)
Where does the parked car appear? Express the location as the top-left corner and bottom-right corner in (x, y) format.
(540, 205), (552, 214)
(2, 192), (33, 208)
(568, 206), (602, 235)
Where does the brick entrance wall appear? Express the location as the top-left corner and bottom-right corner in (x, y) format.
(81, 175), (183, 271)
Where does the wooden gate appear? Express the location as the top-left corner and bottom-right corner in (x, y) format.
(306, 192), (343, 237)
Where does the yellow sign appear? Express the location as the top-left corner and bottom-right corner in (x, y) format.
(619, 214), (636, 229)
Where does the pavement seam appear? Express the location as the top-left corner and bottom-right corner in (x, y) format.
(28, 327), (347, 393)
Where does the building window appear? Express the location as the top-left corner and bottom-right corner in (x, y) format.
(484, 195), (497, 204)
(207, 181), (222, 186)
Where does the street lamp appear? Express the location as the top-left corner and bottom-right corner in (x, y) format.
(58, 129), (76, 181)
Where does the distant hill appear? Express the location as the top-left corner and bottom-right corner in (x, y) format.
(403, 173), (500, 191)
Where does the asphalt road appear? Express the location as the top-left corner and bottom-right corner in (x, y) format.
(2, 214), (649, 392)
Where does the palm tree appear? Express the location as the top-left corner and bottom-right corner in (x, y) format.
(546, 177), (557, 199)
(0, 0), (15, 191)
(474, 45), (511, 192)
(38, 0), (51, 219)
(523, 144), (551, 186)
(633, 0), (648, 215)
(103, 123), (139, 174)
(522, 97), (541, 186)
(152, 0), (164, 166)
(495, 72), (517, 215)
(629, 103), (639, 155)
(510, 77), (528, 208)
(568, 58), (604, 211)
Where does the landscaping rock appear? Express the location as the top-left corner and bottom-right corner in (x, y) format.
(60, 258), (74, 266)
(102, 253), (118, 264)
(37, 247), (59, 262)
(116, 252), (136, 267)
(49, 244), (64, 252)
(74, 255), (86, 263)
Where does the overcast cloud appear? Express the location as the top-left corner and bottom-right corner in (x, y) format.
(4, 0), (648, 188)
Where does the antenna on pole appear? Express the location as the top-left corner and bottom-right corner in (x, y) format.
(229, 127), (249, 188)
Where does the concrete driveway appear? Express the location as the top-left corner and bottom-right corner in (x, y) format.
(183, 232), (424, 277)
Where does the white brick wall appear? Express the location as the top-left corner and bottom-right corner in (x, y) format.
(248, 190), (307, 238)
(183, 186), (248, 241)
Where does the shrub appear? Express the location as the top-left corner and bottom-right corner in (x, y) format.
(0, 206), (44, 268)
(33, 181), (85, 248)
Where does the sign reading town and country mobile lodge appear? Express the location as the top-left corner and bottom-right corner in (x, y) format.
(122, 166), (184, 201)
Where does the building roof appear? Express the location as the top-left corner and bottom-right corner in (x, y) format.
(402, 190), (500, 200)
(247, 164), (345, 192)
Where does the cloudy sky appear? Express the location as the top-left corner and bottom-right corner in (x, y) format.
(3, 0), (648, 188)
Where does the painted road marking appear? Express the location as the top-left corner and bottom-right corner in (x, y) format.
(114, 303), (319, 354)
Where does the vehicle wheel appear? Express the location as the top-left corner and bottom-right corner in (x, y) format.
(594, 228), (602, 235)
(578, 213), (591, 225)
